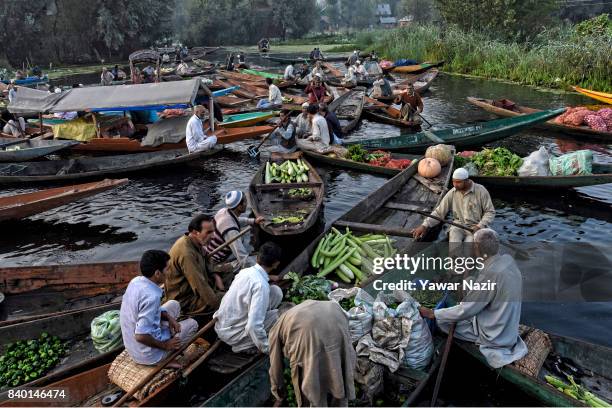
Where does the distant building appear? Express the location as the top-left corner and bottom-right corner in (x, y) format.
(376, 3), (397, 28)
(399, 15), (414, 27)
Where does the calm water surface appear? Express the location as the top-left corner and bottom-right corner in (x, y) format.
(1, 67), (611, 349)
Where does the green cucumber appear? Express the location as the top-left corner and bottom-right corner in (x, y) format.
(311, 236), (328, 268)
(361, 242), (380, 259)
(348, 255), (362, 266)
(343, 262), (364, 281)
(318, 247), (356, 277)
(335, 268), (352, 283)
(320, 237), (346, 258)
(339, 263), (354, 280)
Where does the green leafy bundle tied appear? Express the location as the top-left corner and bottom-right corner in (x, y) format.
(284, 272), (331, 304)
(346, 144), (368, 162)
(471, 147), (523, 176)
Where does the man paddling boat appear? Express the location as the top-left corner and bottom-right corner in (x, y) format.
(213, 242), (283, 354)
(204, 190), (264, 273)
(165, 214), (223, 316)
(120, 250), (198, 368)
(396, 83), (424, 123)
(419, 229), (528, 368)
(411, 168), (495, 243)
(267, 109), (298, 154)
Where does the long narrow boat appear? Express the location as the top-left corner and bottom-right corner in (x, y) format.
(1, 76), (49, 87)
(467, 97), (612, 143)
(0, 147), (222, 184)
(456, 331), (612, 407)
(387, 61), (444, 74)
(239, 68), (283, 80)
(329, 88), (365, 133)
(0, 178), (128, 223)
(0, 261), (138, 324)
(302, 150), (417, 176)
(364, 109), (421, 129)
(221, 111), (275, 128)
(262, 55), (348, 64)
(351, 108), (566, 153)
(69, 126), (273, 154)
(248, 152), (324, 236)
(472, 163), (612, 189)
(0, 138), (79, 162)
(573, 86), (612, 105)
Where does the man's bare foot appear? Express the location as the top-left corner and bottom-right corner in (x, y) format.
(166, 360), (183, 369)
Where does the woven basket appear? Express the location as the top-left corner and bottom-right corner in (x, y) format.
(108, 339), (210, 400)
(513, 325), (552, 377)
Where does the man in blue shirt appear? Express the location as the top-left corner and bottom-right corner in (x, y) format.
(120, 250), (199, 366)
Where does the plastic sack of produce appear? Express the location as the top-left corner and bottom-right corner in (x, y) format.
(91, 310), (123, 354)
(393, 59), (418, 67)
(328, 287), (375, 343)
(549, 150), (593, 176)
(518, 146), (551, 177)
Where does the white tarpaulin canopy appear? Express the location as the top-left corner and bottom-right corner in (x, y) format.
(9, 79), (208, 114)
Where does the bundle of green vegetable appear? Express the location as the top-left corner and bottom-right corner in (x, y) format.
(458, 148), (523, 176)
(0, 332), (66, 387)
(284, 271), (332, 304)
(346, 144), (368, 162)
(340, 296), (356, 311)
(311, 227), (396, 284)
(411, 289), (443, 308)
(265, 159), (310, 184)
(91, 310), (123, 354)
(545, 375), (611, 407)
(287, 188), (313, 198)
(271, 215), (304, 224)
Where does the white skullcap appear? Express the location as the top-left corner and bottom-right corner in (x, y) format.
(301, 102), (309, 108)
(356, 60), (362, 64)
(225, 190), (244, 209)
(315, 73), (322, 78)
(452, 168), (469, 180)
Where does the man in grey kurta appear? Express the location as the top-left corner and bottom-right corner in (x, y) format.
(412, 167), (495, 242)
(419, 229), (528, 368)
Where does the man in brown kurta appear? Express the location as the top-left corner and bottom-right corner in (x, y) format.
(165, 214), (223, 315)
(269, 300), (356, 407)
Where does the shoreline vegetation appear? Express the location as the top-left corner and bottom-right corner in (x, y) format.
(327, 21), (612, 93)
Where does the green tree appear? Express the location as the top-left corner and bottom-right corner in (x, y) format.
(272, 0), (317, 40)
(399, 0), (434, 22)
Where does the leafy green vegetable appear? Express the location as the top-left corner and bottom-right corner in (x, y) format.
(284, 272), (331, 304)
(469, 147), (523, 176)
(346, 144), (368, 162)
(0, 333), (66, 388)
(411, 289), (443, 308)
(339, 296), (356, 311)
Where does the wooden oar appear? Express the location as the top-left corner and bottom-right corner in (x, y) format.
(112, 317), (217, 407)
(0, 138), (29, 149)
(205, 226), (252, 259)
(430, 322), (456, 406)
(247, 125), (278, 158)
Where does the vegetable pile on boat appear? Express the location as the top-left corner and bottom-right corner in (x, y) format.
(283, 271), (333, 304)
(545, 375), (611, 407)
(455, 147), (523, 176)
(344, 145), (412, 169)
(311, 227), (397, 284)
(265, 159), (310, 184)
(0, 332), (66, 387)
(554, 106), (612, 132)
(287, 188), (313, 199)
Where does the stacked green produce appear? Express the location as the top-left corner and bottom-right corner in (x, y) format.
(284, 271), (332, 304)
(545, 375), (611, 407)
(456, 148), (523, 176)
(265, 159), (310, 184)
(311, 227), (396, 284)
(287, 188), (312, 198)
(0, 333), (66, 387)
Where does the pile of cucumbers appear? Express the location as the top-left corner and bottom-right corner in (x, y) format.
(311, 227), (396, 284)
(265, 159), (310, 184)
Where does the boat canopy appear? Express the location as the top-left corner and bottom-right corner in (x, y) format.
(9, 79), (211, 114)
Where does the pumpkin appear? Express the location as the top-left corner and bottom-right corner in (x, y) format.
(418, 157), (441, 178)
(425, 144), (453, 166)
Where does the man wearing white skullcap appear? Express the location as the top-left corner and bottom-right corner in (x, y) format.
(411, 167), (495, 243)
(295, 102), (312, 139)
(204, 190), (264, 278)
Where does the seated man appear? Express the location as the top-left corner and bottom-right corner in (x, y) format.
(204, 191), (264, 273)
(165, 214), (223, 315)
(256, 78), (283, 109)
(185, 105), (217, 153)
(284, 63), (296, 81)
(294, 102), (312, 138)
(297, 104), (347, 156)
(214, 242), (284, 354)
(120, 250), (198, 366)
(267, 109), (297, 153)
(419, 229), (528, 368)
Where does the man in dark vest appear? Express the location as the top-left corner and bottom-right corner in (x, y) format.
(267, 109), (297, 153)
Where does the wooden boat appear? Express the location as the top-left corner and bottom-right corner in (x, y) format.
(456, 331), (612, 407)
(219, 70), (294, 89)
(69, 126), (273, 154)
(262, 55), (348, 64)
(1, 76), (49, 87)
(248, 152), (324, 236)
(0, 261), (138, 324)
(387, 61), (444, 74)
(214, 79), (257, 99)
(0, 138), (79, 162)
(215, 95), (250, 107)
(573, 86), (612, 105)
(329, 88), (365, 133)
(221, 111), (275, 128)
(0, 178), (128, 223)
(240, 68), (283, 80)
(303, 150), (418, 176)
(364, 109), (422, 129)
(352, 108), (566, 153)
(467, 97), (612, 143)
(472, 163), (612, 189)
(0, 147), (222, 184)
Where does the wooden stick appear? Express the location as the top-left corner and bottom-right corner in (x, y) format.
(206, 226), (252, 259)
(181, 339), (222, 378)
(112, 318), (217, 407)
(430, 322), (456, 406)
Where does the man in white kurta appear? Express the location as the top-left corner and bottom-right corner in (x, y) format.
(213, 242), (283, 353)
(419, 229), (528, 368)
(185, 105), (217, 153)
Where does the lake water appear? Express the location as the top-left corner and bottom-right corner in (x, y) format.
(1, 60), (611, 354)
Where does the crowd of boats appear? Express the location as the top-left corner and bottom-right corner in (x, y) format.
(0, 46), (611, 407)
